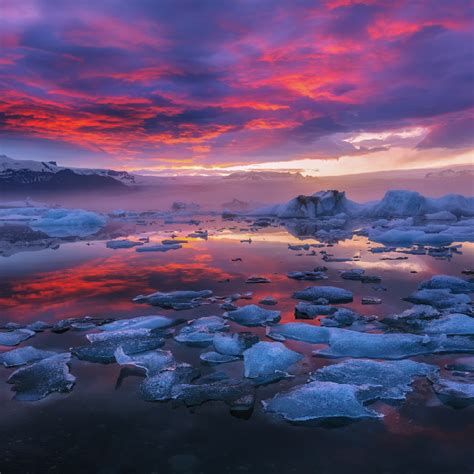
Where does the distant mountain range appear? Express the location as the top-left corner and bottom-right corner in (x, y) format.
(0, 155), (135, 192)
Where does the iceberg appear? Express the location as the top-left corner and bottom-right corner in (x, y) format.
(263, 381), (380, 422)
(30, 209), (106, 237)
(7, 353), (75, 401)
(310, 359), (438, 402)
(224, 305), (281, 326)
(0, 346), (57, 367)
(243, 342), (303, 378)
(293, 286), (353, 304)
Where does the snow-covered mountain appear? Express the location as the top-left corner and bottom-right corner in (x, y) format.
(0, 155), (136, 192)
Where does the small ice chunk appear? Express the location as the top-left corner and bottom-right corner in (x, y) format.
(311, 359), (438, 402)
(106, 239), (143, 249)
(267, 323), (331, 344)
(340, 269), (365, 280)
(0, 329), (35, 346)
(262, 381), (380, 422)
(293, 286), (353, 304)
(418, 275), (474, 294)
(243, 341), (303, 378)
(133, 290), (213, 310)
(139, 365), (199, 401)
(405, 289), (471, 309)
(259, 296), (277, 306)
(430, 375), (474, 407)
(0, 346), (57, 367)
(174, 316), (229, 347)
(200, 352), (240, 364)
(114, 347), (175, 376)
(246, 276), (271, 283)
(99, 315), (179, 332)
(7, 353), (75, 401)
(294, 303), (336, 319)
(213, 332), (259, 356)
(224, 305), (281, 326)
(72, 331), (165, 363)
(136, 243), (182, 252)
(287, 271), (328, 281)
(26, 321), (51, 332)
(361, 297), (382, 305)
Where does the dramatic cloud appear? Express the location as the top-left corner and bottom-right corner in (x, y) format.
(0, 0), (473, 172)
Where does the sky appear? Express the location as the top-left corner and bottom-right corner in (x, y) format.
(1, 0), (473, 176)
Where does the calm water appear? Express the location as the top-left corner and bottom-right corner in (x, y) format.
(0, 218), (473, 474)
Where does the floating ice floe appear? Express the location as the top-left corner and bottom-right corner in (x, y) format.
(200, 352), (240, 364)
(213, 332), (258, 356)
(293, 286), (353, 304)
(30, 209), (106, 237)
(310, 359), (438, 402)
(106, 239), (143, 249)
(26, 321), (52, 332)
(268, 323), (331, 343)
(262, 381), (381, 422)
(136, 243), (182, 252)
(259, 296), (277, 305)
(314, 331), (474, 359)
(7, 353), (75, 401)
(243, 341), (303, 378)
(133, 290), (213, 310)
(418, 275), (474, 294)
(361, 297), (382, 305)
(0, 346), (57, 367)
(287, 271), (328, 281)
(340, 269), (381, 283)
(224, 304), (281, 326)
(72, 330), (165, 363)
(114, 347), (175, 376)
(429, 374), (474, 407)
(161, 239), (188, 245)
(246, 276), (271, 284)
(0, 329), (35, 346)
(139, 364), (200, 401)
(415, 314), (474, 336)
(174, 316), (229, 346)
(404, 289), (471, 309)
(99, 315), (180, 332)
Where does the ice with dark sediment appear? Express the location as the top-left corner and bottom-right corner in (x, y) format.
(199, 351), (240, 364)
(429, 374), (474, 407)
(404, 289), (471, 309)
(72, 330), (165, 363)
(213, 332), (258, 356)
(224, 305), (281, 326)
(262, 381), (381, 422)
(310, 359), (438, 402)
(0, 346), (57, 367)
(418, 275), (474, 294)
(171, 379), (254, 407)
(243, 341), (303, 378)
(293, 286), (353, 304)
(133, 289), (213, 310)
(114, 347), (175, 375)
(174, 316), (229, 346)
(99, 315), (180, 332)
(0, 329), (35, 346)
(139, 365), (200, 401)
(7, 353), (75, 401)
